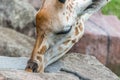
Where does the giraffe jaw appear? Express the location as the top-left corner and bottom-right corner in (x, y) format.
(25, 59), (38, 73)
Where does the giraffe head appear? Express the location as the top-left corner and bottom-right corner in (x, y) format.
(26, 0), (110, 72)
(34, 0), (94, 53)
(36, 0), (93, 34)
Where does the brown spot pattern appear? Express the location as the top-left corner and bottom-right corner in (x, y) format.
(63, 40), (71, 45)
(72, 39), (76, 43)
(66, 16), (69, 21)
(38, 45), (47, 54)
(78, 23), (83, 31)
(75, 27), (79, 35)
(37, 56), (42, 62)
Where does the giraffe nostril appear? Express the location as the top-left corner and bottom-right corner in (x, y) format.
(58, 0), (66, 3)
(32, 63), (38, 72)
(25, 60), (38, 73)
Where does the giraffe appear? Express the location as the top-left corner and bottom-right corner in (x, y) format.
(25, 0), (110, 73)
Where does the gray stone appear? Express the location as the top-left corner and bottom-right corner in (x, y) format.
(0, 53), (119, 80)
(0, 56), (28, 70)
(0, 0), (36, 37)
(27, 0), (42, 10)
(0, 70), (79, 80)
(0, 27), (35, 57)
(47, 53), (120, 80)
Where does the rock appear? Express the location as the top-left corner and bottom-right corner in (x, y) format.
(0, 70), (78, 80)
(0, 56), (28, 70)
(0, 53), (119, 80)
(0, 27), (35, 57)
(47, 53), (120, 80)
(27, 0), (42, 10)
(0, 0), (36, 37)
(70, 12), (120, 76)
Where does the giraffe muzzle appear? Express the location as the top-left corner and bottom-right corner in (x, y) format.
(25, 59), (38, 72)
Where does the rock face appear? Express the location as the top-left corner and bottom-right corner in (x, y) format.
(70, 12), (120, 76)
(0, 53), (119, 80)
(0, 56), (28, 70)
(0, 27), (35, 57)
(27, 0), (42, 10)
(0, 70), (79, 80)
(0, 0), (36, 37)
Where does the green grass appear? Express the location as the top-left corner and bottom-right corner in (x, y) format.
(102, 0), (120, 19)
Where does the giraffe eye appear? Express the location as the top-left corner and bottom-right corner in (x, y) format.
(58, 0), (66, 3)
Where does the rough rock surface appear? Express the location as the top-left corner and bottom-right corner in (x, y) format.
(0, 70), (79, 80)
(70, 12), (120, 75)
(0, 27), (35, 57)
(27, 0), (42, 10)
(0, 0), (36, 37)
(0, 53), (119, 80)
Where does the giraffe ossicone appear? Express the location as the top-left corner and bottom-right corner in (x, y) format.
(25, 0), (110, 73)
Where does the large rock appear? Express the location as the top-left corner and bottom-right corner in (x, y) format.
(70, 12), (120, 76)
(0, 70), (78, 80)
(0, 27), (35, 57)
(0, 0), (36, 37)
(27, 0), (42, 10)
(0, 53), (119, 80)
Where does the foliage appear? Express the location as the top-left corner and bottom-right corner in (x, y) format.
(102, 0), (120, 19)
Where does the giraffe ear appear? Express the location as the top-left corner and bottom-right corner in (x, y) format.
(58, 0), (66, 3)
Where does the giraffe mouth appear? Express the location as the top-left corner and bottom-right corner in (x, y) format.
(55, 26), (72, 35)
(25, 59), (38, 72)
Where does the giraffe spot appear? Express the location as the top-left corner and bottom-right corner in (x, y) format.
(63, 40), (71, 45)
(76, 22), (78, 25)
(71, 2), (74, 5)
(72, 39), (76, 43)
(66, 16), (69, 21)
(69, 4), (73, 9)
(78, 23), (83, 31)
(66, 5), (69, 9)
(38, 45), (47, 54)
(67, 36), (71, 39)
(63, 12), (65, 15)
(68, 5), (72, 13)
(37, 56), (42, 62)
(75, 27), (79, 35)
